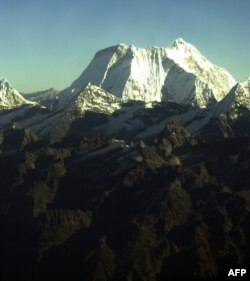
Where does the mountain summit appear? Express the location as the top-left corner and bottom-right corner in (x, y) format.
(0, 78), (35, 109)
(60, 38), (236, 107)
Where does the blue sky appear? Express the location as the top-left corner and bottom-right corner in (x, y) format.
(0, 0), (249, 92)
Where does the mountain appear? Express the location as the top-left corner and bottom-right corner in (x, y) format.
(0, 78), (35, 109)
(0, 39), (247, 142)
(58, 38), (236, 108)
(216, 78), (250, 114)
(62, 79), (250, 142)
(0, 125), (249, 281)
(242, 75), (250, 90)
(197, 77), (250, 139)
(0, 83), (120, 140)
(0, 80), (248, 142)
(22, 88), (59, 108)
(0, 39), (250, 281)
(49, 83), (121, 140)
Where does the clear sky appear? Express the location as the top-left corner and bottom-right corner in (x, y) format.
(0, 0), (249, 92)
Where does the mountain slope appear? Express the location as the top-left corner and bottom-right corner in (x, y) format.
(49, 83), (121, 140)
(197, 77), (250, 139)
(22, 88), (59, 108)
(59, 38), (236, 107)
(0, 127), (249, 281)
(0, 79), (249, 142)
(0, 83), (120, 140)
(215, 78), (250, 115)
(70, 79), (250, 141)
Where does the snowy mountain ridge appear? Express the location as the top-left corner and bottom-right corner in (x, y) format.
(48, 83), (122, 140)
(215, 78), (250, 118)
(0, 39), (248, 142)
(59, 38), (236, 108)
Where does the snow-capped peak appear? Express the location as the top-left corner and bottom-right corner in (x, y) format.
(174, 37), (186, 43)
(0, 77), (13, 90)
(242, 76), (250, 87)
(0, 78), (36, 109)
(58, 38), (237, 108)
(171, 37), (191, 48)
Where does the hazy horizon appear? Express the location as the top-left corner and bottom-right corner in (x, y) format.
(0, 0), (249, 93)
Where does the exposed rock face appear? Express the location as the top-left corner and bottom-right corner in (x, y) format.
(158, 119), (197, 148)
(0, 128), (249, 281)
